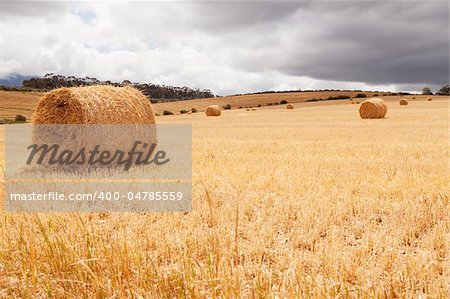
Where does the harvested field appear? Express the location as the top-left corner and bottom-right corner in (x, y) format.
(0, 95), (448, 297)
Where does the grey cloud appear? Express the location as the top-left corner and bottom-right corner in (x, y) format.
(296, 2), (449, 85)
(187, 2), (310, 31)
(218, 1), (449, 86)
(0, 1), (448, 94)
(0, 1), (70, 17)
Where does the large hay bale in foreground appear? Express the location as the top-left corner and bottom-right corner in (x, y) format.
(359, 98), (387, 119)
(399, 99), (408, 105)
(427, 97), (433, 101)
(31, 85), (156, 171)
(286, 104), (294, 109)
(205, 105), (221, 116)
(33, 85), (155, 124)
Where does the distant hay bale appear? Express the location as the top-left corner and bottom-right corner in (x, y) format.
(251, 108), (257, 111)
(399, 99), (408, 105)
(359, 98), (387, 119)
(350, 101), (356, 104)
(426, 97), (432, 101)
(205, 105), (221, 116)
(246, 108), (251, 111)
(355, 101), (360, 104)
(286, 104), (294, 109)
(33, 85), (155, 124)
(412, 97), (416, 99)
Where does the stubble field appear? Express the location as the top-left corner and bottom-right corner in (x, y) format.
(0, 95), (449, 297)
(0, 89), (376, 120)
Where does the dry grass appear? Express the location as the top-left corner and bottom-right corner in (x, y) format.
(0, 96), (449, 297)
(0, 90), (43, 120)
(153, 91), (378, 115)
(0, 89), (433, 118)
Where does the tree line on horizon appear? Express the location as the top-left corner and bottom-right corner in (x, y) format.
(422, 85), (449, 95)
(3, 73), (449, 100)
(22, 74), (216, 102)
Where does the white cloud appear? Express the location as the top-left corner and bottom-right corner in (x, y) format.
(0, 58), (22, 78)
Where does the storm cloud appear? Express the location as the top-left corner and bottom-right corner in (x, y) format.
(0, 1), (448, 94)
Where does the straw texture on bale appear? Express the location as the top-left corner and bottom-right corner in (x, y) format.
(286, 104), (295, 109)
(30, 85), (156, 171)
(427, 97), (432, 101)
(399, 99), (408, 105)
(205, 105), (221, 116)
(33, 85), (155, 124)
(359, 98), (387, 119)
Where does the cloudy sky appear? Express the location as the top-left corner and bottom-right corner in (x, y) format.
(0, 1), (448, 95)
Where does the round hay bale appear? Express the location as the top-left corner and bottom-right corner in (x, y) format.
(359, 98), (387, 119)
(412, 96), (416, 99)
(30, 85), (156, 172)
(426, 97), (432, 101)
(32, 84), (156, 154)
(205, 105), (221, 116)
(33, 85), (155, 124)
(251, 108), (257, 111)
(399, 99), (408, 105)
(286, 103), (294, 109)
